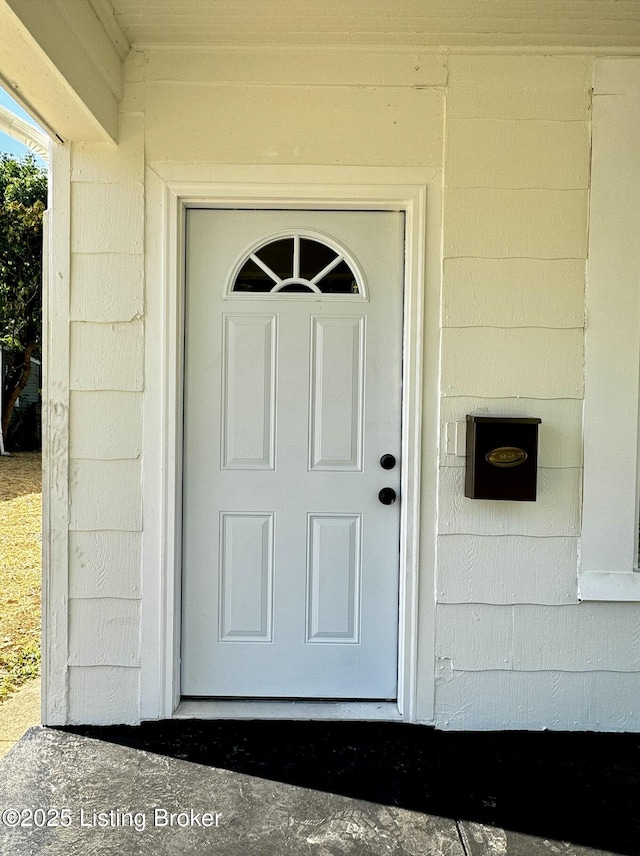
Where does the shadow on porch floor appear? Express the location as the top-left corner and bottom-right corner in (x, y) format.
(1, 720), (639, 855)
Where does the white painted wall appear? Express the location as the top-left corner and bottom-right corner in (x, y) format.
(53, 45), (640, 730)
(63, 50), (144, 724)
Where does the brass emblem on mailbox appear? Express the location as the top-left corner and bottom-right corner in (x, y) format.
(485, 446), (528, 468)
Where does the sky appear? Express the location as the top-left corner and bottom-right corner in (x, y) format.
(0, 86), (47, 164)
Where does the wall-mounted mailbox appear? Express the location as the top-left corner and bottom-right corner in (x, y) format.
(465, 415), (542, 501)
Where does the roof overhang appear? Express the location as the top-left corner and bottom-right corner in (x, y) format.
(2, 0), (640, 146)
(0, 0), (128, 143)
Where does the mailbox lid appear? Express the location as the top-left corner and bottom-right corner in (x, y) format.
(465, 416), (542, 425)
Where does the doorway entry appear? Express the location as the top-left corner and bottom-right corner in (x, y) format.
(181, 209), (404, 699)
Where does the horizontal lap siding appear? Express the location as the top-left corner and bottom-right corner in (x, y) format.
(447, 88), (591, 122)
(437, 536), (578, 605)
(435, 670), (640, 732)
(63, 48), (448, 725)
(438, 467), (581, 537)
(447, 120), (591, 190)
(435, 54), (598, 729)
(69, 531), (141, 599)
(441, 328), (584, 399)
(69, 460), (142, 531)
(68, 667), (140, 725)
(443, 259), (585, 328)
(65, 59), (144, 723)
(145, 83), (444, 167)
(68, 599), (140, 666)
(436, 603), (640, 671)
(70, 322), (144, 391)
(71, 253), (143, 322)
(144, 48), (449, 88)
(439, 398), (582, 469)
(446, 56), (592, 90)
(69, 391), (142, 459)
(71, 183), (143, 255)
(444, 189), (588, 258)
(58, 46), (636, 730)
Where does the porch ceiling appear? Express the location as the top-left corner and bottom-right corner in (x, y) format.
(103, 0), (640, 49)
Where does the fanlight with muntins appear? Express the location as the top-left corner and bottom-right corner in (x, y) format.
(230, 233), (364, 296)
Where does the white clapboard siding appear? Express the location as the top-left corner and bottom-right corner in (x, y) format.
(68, 667), (140, 725)
(70, 253), (144, 322)
(120, 77), (144, 113)
(70, 321), (144, 391)
(447, 55), (591, 90)
(145, 83), (444, 166)
(434, 669), (640, 732)
(439, 397), (583, 469)
(444, 189), (589, 259)
(121, 50), (144, 112)
(437, 535), (578, 604)
(145, 47), (448, 88)
(71, 182), (144, 254)
(70, 391), (142, 459)
(595, 58), (640, 96)
(69, 459), (142, 531)
(441, 328), (584, 399)
(512, 604), (640, 671)
(447, 119), (590, 189)
(69, 531), (142, 599)
(436, 604), (514, 669)
(438, 467), (580, 537)
(71, 113), (144, 184)
(442, 258), (585, 328)
(447, 88), (591, 121)
(55, 48), (625, 731)
(437, 603), (640, 671)
(68, 599), (140, 666)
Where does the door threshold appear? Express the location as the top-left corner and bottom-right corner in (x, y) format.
(174, 699), (402, 721)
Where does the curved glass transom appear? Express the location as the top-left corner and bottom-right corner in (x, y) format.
(232, 235), (361, 295)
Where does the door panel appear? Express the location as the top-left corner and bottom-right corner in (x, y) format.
(306, 513), (362, 643)
(221, 314), (277, 469)
(219, 512), (274, 642)
(309, 316), (365, 471)
(181, 209), (404, 699)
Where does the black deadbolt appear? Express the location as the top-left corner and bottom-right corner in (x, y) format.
(378, 487), (397, 505)
(380, 454), (396, 470)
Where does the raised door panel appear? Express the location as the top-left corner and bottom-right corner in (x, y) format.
(221, 315), (277, 469)
(309, 317), (365, 471)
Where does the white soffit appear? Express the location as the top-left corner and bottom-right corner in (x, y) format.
(106, 0), (640, 49)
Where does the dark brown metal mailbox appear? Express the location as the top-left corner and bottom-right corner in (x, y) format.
(465, 415), (542, 501)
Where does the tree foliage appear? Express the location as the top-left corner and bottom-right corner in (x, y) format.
(0, 154), (47, 446)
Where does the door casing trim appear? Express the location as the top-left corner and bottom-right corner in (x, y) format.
(142, 164), (442, 725)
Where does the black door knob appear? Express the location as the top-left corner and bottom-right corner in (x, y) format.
(380, 454), (396, 470)
(378, 487), (397, 505)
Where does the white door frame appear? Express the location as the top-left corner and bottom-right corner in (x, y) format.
(141, 164), (441, 724)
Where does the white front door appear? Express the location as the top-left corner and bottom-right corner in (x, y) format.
(181, 209), (404, 699)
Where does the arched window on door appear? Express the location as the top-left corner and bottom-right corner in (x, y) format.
(230, 233), (365, 296)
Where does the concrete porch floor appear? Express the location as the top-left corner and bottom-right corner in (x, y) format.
(1, 719), (640, 855)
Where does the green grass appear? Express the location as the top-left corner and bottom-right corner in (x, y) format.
(0, 452), (42, 703)
(0, 635), (40, 701)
